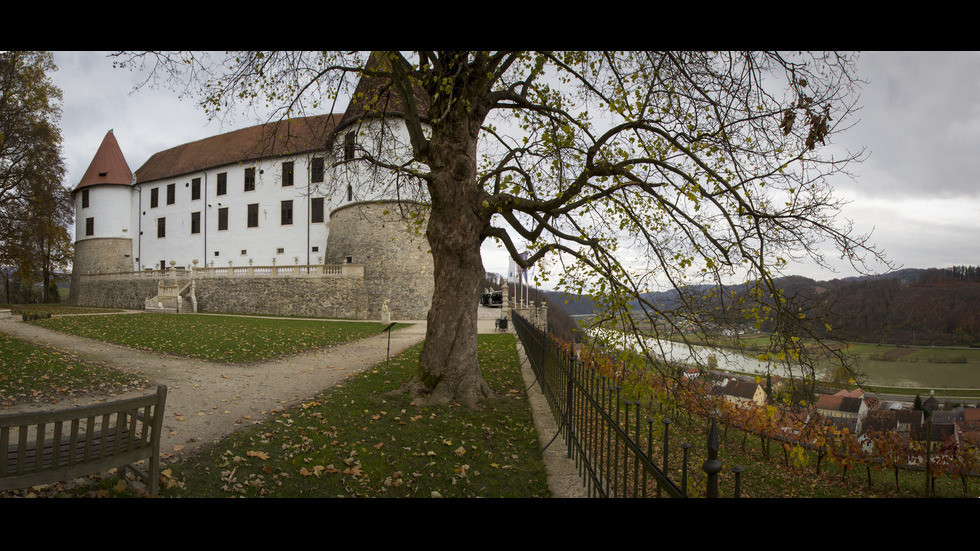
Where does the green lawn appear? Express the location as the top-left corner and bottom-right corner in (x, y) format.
(28, 314), (408, 363)
(0, 332), (146, 407)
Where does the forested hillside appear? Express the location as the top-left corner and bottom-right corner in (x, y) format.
(510, 266), (980, 347)
(815, 266), (980, 346)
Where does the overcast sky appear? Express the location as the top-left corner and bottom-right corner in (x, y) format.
(50, 51), (980, 285)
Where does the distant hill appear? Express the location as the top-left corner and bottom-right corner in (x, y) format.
(534, 267), (980, 347)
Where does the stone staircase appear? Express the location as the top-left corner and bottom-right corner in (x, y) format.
(144, 279), (197, 314)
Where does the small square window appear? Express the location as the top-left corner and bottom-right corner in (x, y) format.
(277, 247), (285, 255)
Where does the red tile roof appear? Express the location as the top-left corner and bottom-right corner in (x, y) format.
(327, 52), (430, 149)
(134, 114), (342, 184)
(74, 130), (133, 192)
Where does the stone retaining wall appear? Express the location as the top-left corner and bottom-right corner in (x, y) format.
(73, 276), (369, 319)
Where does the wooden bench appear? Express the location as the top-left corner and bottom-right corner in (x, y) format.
(1, 385), (168, 496)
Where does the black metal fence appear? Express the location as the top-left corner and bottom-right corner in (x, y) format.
(511, 310), (744, 498)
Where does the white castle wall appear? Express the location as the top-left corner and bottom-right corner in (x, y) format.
(133, 152), (345, 271)
(74, 184), (135, 244)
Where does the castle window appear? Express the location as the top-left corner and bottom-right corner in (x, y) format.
(150, 187), (159, 208)
(311, 157), (324, 183)
(191, 211), (201, 234)
(85, 217), (94, 236)
(311, 197), (324, 223)
(247, 203), (259, 228)
(218, 207), (229, 231)
(217, 173), (227, 196)
(157, 217), (166, 238)
(281, 200), (293, 225)
(191, 178), (201, 200)
(167, 183), (175, 205)
(277, 247), (285, 255)
(312, 246), (319, 253)
(81, 189), (89, 208)
(282, 162), (294, 187)
(346, 184), (353, 202)
(344, 132), (355, 161)
(244, 167), (256, 192)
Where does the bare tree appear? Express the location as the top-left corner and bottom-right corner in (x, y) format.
(112, 51), (886, 406)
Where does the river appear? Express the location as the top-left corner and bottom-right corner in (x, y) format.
(598, 331), (980, 390)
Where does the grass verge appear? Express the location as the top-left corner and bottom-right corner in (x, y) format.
(27, 314), (409, 363)
(0, 303), (123, 316)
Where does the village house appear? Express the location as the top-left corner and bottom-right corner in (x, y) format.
(714, 378), (767, 407)
(815, 393), (869, 433)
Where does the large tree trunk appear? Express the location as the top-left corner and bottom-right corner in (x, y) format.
(415, 195), (494, 406)
(411, 103), (495, 407)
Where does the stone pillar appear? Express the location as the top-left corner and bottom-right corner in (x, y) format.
(501, 284), (509, 319)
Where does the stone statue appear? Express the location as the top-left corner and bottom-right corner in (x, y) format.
(381, 300), (391, 325)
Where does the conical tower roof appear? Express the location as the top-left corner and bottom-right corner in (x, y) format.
(328, 52), (430, 147)
(74, 130), (133, 193)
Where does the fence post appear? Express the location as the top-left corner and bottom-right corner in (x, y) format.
(703, 417), (722, 498)
(566, 355), (574, 460)
(732, 465), (745, 498)
(646, 416), (655, 498)
(681, 442), (692, 496)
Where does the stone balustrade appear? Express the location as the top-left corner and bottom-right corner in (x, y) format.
(80, 263), (365, 280)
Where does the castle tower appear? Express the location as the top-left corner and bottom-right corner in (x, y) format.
(323, 52), (435, 320)
(68, 130), (136, 304)
(325, 200), (433, 319)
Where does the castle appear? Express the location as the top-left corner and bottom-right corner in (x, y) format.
(68, 59), (434, 320)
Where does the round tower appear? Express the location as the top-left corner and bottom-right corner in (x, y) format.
(322, 53), (435, 320)
(325, 200), (432, 320)
(69, 130), (136, 304)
